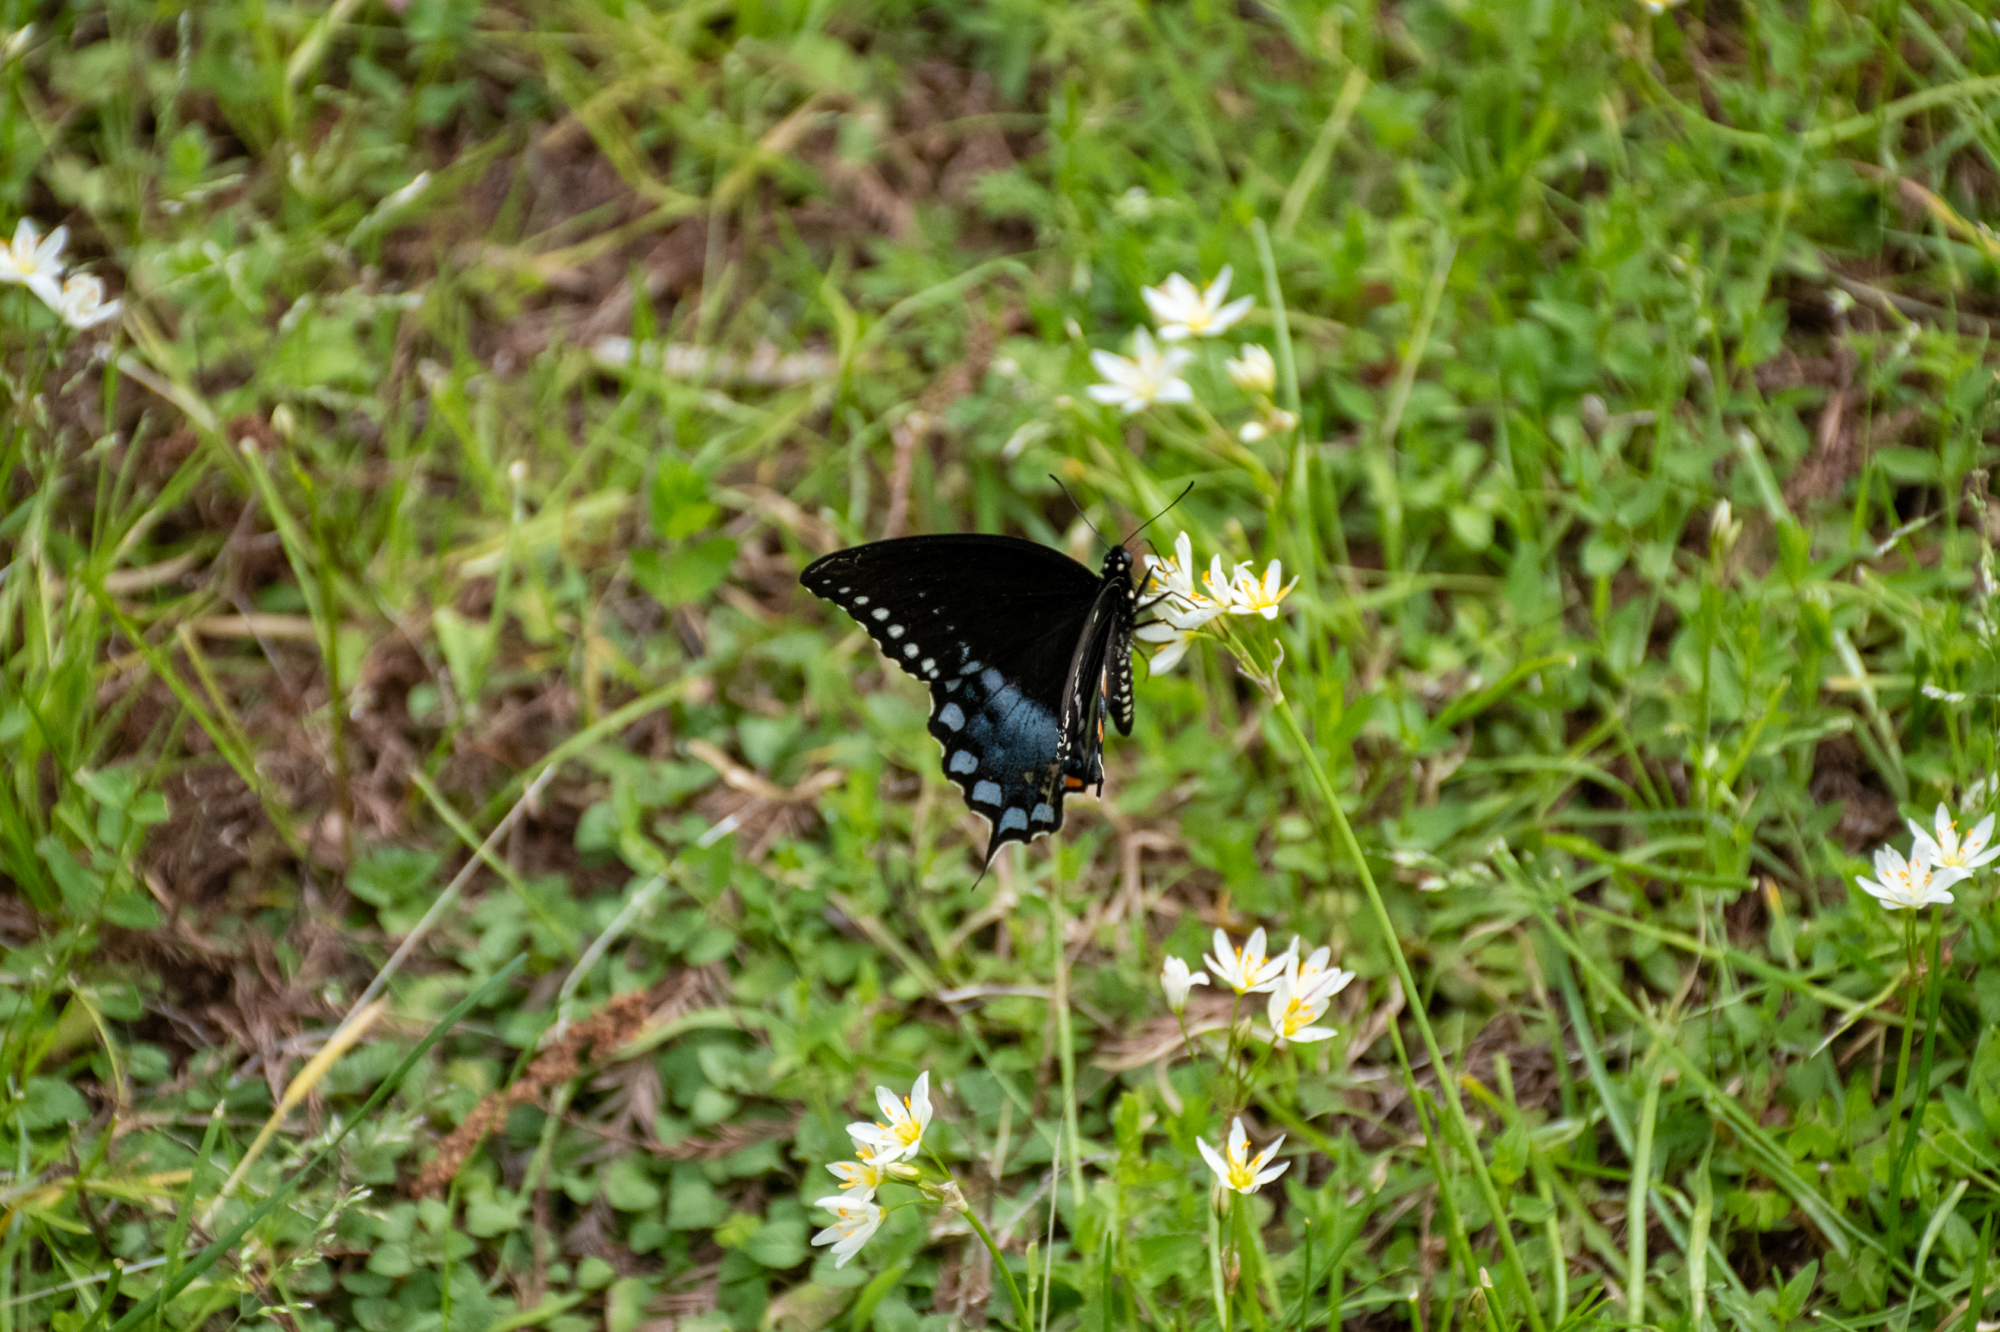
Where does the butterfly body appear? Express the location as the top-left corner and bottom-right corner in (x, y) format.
(800, 534), (1139, 863)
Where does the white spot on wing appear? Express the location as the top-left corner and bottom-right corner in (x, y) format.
(888, 624), (904, 638)
(872, 608), (890, 621)
(950, 750), (979, 774)
(939, 703), (965, 730)
(972, 780), (1003, 806)
(903, 643), (919, 657)
(999, 807), (1028, 833)
(1031, 802), (1055, 824)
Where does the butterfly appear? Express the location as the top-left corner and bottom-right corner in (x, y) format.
(801, 534), (1141, 864)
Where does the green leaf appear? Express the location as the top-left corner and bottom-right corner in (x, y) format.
(18, 1077), (89, 1129)
(668, 1166), (728, 1229)
(848, 1261), (911, 1332)
(1874, 446), (1937, 483)
(75, 765), (140, 810)
(603, 1157), (665, 1212)
(608, 1278), (655, 1332)
(1489, 1118), (1531, 1186)
(347, 846), (443, 913)
(716, 1211), (763, 1248)
(632, 536), (738, 610)
(743, 1217), (808, 1269)
(38, 838), (102, 916)
(432, 604), (489, 703)
(103, 887), (162, 930)
(762, 1282), (852, 1332)
(464, 1191), (528, 1237)
(652, 459), (720, 540)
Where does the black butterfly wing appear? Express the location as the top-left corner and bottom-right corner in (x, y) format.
(1055, 574), (1137, 799)
(800, 535), (1121, 863)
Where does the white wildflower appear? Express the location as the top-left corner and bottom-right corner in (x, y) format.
(1907, 804), (2000, 873)
(811, 1195), (884, 1268)
(1285, 940), (1356, 1008)
(51, 273), (120, 330)
(1266, 973), (1339, 1045)
(847, 1072), (933, 1164)
(1142, 266), (1253, 341)
(1144, 532), (1217, 614)
(1134, 606), (1208, 674)
(0, 217), (66, 306)
(1197, 1118), (1289, 1194)
(1225, 344), (1276, 394)
(1202, 927), (1288, 996)
(1161, 956), (1209, 1014)
(1087, 327), (1195, 414)
(1854, 843), (1966, 912)
(827, 1138), (919, 1200)
(1223, 560), (1299, 620)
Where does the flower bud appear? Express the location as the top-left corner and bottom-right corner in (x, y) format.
(1225, 344), (1276, 395)
(922, 1178), (969, 1212)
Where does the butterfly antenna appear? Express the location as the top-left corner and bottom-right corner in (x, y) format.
(1121, 482), (1195, 547)
(1047, 475), (1108, 548)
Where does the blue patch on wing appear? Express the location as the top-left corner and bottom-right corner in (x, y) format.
(925, 657), (1078, 864)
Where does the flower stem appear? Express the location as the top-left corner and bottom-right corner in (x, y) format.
(1049, 842), (1084, 1213)
(1885, 906), (1946, 1261)
(1209, 1192), (1234, 1332)
(1238, 1036), (1277, 1120)
(960, 1194), (1035, 1332)
(1883, 913), (1920, 1251)
(1267, 695), (1547, 1332)
(1174, 1010), (1212, 1079)
(1223, 991), (1244, 1109)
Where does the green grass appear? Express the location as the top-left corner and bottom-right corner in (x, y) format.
(5, 0), (2000, 1328)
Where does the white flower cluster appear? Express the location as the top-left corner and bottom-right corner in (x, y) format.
(0, 219), (120, 330)
(1135, 531), (1299, 673)
(811, 1072), (933, 1267)
(1854, 804), (1998, 912)
(1087, 268), (1288, 442)
(1161, 928), (1349, 1198)
(1161, 926), (1354, 1046)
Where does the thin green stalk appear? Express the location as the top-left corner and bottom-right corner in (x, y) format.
(1883, 912), (1922, 1256)
(1174, 1009), (1213, 1079)
(1210, 1195), (1234, 1332)
(1626, 1045), (1666, 1327)
(1223, 991), (1245, 1109)
(1689, 1137), (1715, 1332)
(1886, 905), (1947, 1266)
(1048, 844), (1084, 1214)
(1965, 1213), (1992, 1332)
(960, 1197), (1034, 1331)
(1292, 1221), (1314, 1332)
(1269, 697), (1547, 1332)
(1233, 1201), (1273, 1332)
(1473, 1270), (1503, 1332)
(1381, 1013), (1480, 1316)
